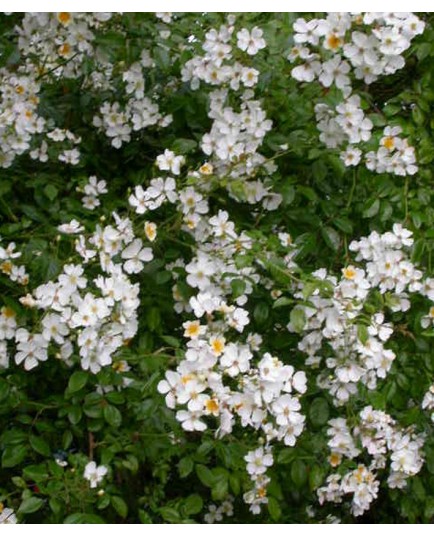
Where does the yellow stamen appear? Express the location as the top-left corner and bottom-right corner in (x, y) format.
(57, 12), (72, 25)
(343, 266), (356, 280)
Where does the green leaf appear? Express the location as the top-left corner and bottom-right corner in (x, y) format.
(357, 324), (369, 345)
(24, 464), (49, 481)
(182, 494), (203, 516)
(277, 448), (295, 464)
(211, 473), (228, 501)
(18, 496), (44, 515)
(64, 513), (106, 524)
(111, 496), (128, 518)
(291, 460), (307, 488)
(29, 435), (51, 457)
(229, 473), (240, 495)
(230, 279), (246, 299)
(44, 184), (58, 201)
(178, 457), (194, 478)
(0, 378), (10, 402)
(289, 307), (306, 333)
(254, 302), (269, 325)
(159, 507), (181, 523)
(309, 398), (329, 427)
(309, 465), (325, 491)
(334, 217), (353, 234)
(103, 405), (122, 427)
(321, 225), (340, 251)
(68, 406), (82, 425)
(267, 496), (282, 521)
(272, 296), (294, 309)
(68, 371), (88, 393)
(49, 498), (63, 516)
(195, 464), (215, 488)
(2, 444), (27, 468)
(172, 138), (197, 154)
(362, 198), (380, 218)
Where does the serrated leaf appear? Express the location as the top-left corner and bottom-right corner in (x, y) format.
(309, 465), (325, 491)
(178, 457), (194, 478)
(24, 464), (49, 481)
(103, 405), (122, 427)
(68, 371), (88, 393)
(29, 435), (51, 457)
(182, 494), (203, 516)
(254, 302), (269, 325)
(289, 307), (306, 333)
(111, 496), (128, 518)
(272, 296), (294, 309)
(321, 225), (340, 251)
(195, 464), (215, 488)
(230, 279), (246, 299)
(64, 513), (106, 524)
(309, 398), (329, 427)
(44, 184), (58, 201)
(362, 198), (380, 218)
(2, 444), (27, 468)
(18, 496), (44, 515)
(267, 496), (282, 521)
(291, 459), (307, 488)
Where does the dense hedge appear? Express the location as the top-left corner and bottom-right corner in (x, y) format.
(0, 12), (434, 524)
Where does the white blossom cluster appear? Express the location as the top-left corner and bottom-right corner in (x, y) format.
(17, 13), (114, 78)
(0, 69), (81, 167)
(365, 125), (418, 176)
(0, 193), (156, 374)
(290, 12), (424, 176)
(289, 224), (430, 405)
(243, 447), (274, 514)
(79, 175), (108, 210)
(318, 405), (424, 516)
(91, 46), (172, 148)
(204, 496), (234, 523)
(128, 150), (306, 513)
(0, 12), (113, 167)
(0, 239), (29, 286)
(92, 89), (172, 149)
(181, 17), (281, 209)
(0, 69), (45, 167)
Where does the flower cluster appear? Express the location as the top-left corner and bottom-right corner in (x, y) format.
(148, 177), (306, 513)
(181, 17), (280, 209)
(243, 447), (273, 514)
(0, 239), (29, 286)
(319, 405), (424, 515)
(290, 13), (424, 91)
(79, 176), (108, 210)
(0, 13), (119, 167)
(290, 12), (423, 175)
(17, 13), (113, 78)
(203, 496), (234, 523)
(366, 126), (418, 176)
(1, 192), (156, 374)
(290, 224), (428, 405)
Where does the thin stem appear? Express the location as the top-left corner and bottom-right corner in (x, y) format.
(403, 176), (409, 224)
(347, 168), (357, 209)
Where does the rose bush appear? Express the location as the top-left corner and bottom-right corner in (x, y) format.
(0, 12), (433, 524)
